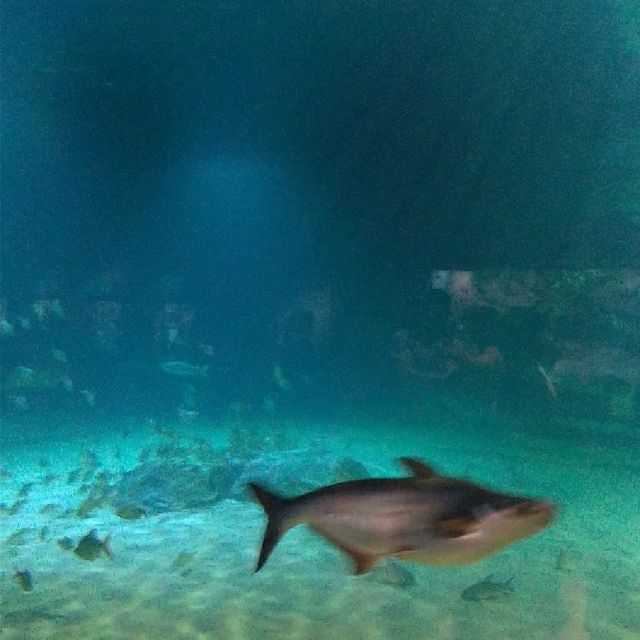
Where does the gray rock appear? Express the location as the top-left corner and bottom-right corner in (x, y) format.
(113, 461), (220, 514)
(229, 449), (361, 500)
(113, 450), (371, 514)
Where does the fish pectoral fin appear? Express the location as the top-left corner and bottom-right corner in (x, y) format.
(398, 457), (437, 479)
(392, 545), (417, 559)
(310, 526), (378, 575)
(433, 516), (477, 538)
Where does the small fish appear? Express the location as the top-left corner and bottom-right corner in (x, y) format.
(14, 366), (35, 384)
(51, 300), (64, 318)
(39, 503), (59, 515)
(18, 316), (31, 330)
(461, 575), (515, 601)
(74, 530), (113, 561)
(431, 270), (451, 291)
(8, 499), (26, 515)
(42, 474), (58, 485)
(14, 569), (33, 592)
(32, 301), (45, 320)
(160, 361), (209, 378)
(178, 408), (199, 422)
(57, 536), (75, 551)
(556, 549), (576, 573)
(60, 375), (74, 392)
(170, 551), (196, 571)
(0, 468), (13, 481)
(75, 496), (104, 518)
(51, 348), (68, 363)
(39, 526), (50, 541)
(94, 470), (113, 487)
(115, 505), (147, 520)
(197, 343), (215, 357)
(4, 528), (31, 546)
(537, 364), (558, 400)
(32, 300), (64, 320)
(81, 450), (99, 471)
(371, 560), (416, 588)
(0, 319), (14, 335)
(249, 457), (555, 574)
(67, 468), (82, 484)
(17, 482), (35, 498)
(79, 470), (95, 485)
(80, 389), (96, 406)
(273, 364), (291, 391)
(10, 395), (29, 410)
(151, 424), (179, 440)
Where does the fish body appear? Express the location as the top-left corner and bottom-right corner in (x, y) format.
(249, 458), (555, 574)
(115, 505), (147, 520)
(74, 530), (113, 561)
(461, 574), (514, 601)
(371, 560), (416, 588)
(57, 536), (75, 551)
(51, 348), (68, 363)
(273, 364), (291, 391)
(14, 569), (33, 592)
(80, 389), (96, 406)
(160, 361), (209, 378)
(0, 319), (15, 335)
(76, 497), (104, 518)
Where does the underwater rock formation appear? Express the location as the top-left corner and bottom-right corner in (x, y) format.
(229, 449), (369, 501)
(113, 461), (221, 514)
(114, 445), (371, 514)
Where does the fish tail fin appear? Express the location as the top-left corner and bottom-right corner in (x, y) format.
(102, 535), (114, 561)
(248, 482), (292, 572)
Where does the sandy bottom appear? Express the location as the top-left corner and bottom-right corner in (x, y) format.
(1, 415), (639, 640)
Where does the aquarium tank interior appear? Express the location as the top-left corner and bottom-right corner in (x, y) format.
(1, 2), (639, 639)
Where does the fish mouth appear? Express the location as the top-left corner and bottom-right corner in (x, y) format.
(512, 500), (556, 525)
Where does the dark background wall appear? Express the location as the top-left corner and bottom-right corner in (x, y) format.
(1, 1), (639, 420)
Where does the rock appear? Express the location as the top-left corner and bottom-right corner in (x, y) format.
(229, 450), (368, 500)
(113, 461), (220, 514)
(113, 450), (372, 513)
(332, 457), (370, 483)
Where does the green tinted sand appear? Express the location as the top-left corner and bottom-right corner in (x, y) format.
(1, 418), (638, 639)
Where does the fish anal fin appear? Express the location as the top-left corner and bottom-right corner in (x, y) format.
(434, 516), (477, 539)
(310, 525), (379, 575)
(352, 551), (377, 575)
(399, 457), (437, 479)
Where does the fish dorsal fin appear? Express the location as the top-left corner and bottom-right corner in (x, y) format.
(433, 516), (477, 539)
(399, 457), (437, 479)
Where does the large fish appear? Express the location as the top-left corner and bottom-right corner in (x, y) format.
(249, 457), (555, 574)
(159, 361), (209, 378)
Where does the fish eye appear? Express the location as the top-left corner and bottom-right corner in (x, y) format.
(513, 500), (538, 515)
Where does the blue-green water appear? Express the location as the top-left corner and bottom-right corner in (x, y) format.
(2, 1), (640, 638)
